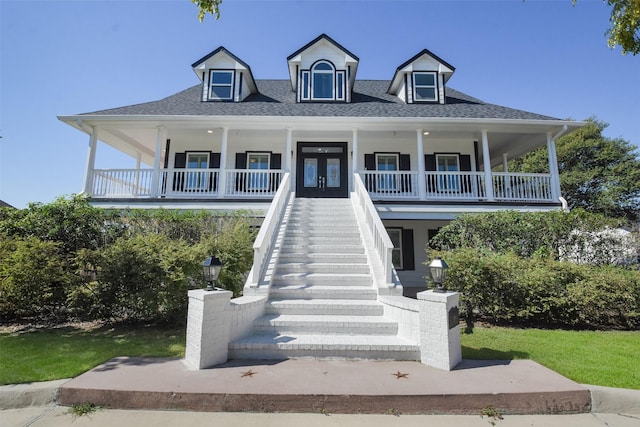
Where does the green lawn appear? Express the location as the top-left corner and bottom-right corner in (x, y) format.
(461, 327), (640, 390)
(0, 324), (185, 385)
(1, 324), (638, 390)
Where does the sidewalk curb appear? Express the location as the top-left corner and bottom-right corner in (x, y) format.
(585, 384), (640, 415)
(0, 379), (70, 409)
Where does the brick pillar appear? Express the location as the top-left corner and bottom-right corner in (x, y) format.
(185, 289), (232, 369)
(417, 290), (462, 371)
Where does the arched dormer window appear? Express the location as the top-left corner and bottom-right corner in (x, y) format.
(300, 60), (346, 102)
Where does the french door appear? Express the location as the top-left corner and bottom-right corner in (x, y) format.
(296, 142), (348, 198)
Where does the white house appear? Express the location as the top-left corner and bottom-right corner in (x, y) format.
(59, 35), (583, 367)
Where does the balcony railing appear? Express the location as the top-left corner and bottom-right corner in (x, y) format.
(91, 168), (554, 203)
(90, 168), (283, 199)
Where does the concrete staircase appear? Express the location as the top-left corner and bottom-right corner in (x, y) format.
(229, 197), (420, 360)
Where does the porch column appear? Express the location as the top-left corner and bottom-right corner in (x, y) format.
(285, 128), (292, 173)
(134, 151), (142, 194)
(352, 129), (359, 192)
(218, 127), (229, 198)
(82, 126), (98, 195)
(150, 127), (166, 197)
(547, 132), (561, 201)
(416, 129), (426, 200)
(481, 130), (495, 201)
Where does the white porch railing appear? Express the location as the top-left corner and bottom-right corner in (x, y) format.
(92, 169), (155, 197)
(90, 168), (283, 198)
(360, 171), (419, 199)
(425, 171), (487, 200)
(353, 173), (394, 286)
(247, 173), (291, 287)
(492, 173), (552, 201)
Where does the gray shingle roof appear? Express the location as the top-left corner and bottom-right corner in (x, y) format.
(83, 80), (559, 121)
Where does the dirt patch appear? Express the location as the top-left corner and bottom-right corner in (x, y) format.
(0, 320), (106, 334)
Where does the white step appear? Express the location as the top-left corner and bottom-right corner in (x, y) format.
(280, 244), (365, 254)
(229, 334), (420, 361)
(253, 314), (398, 335)
(277, 253), (368, 263)
(266, 299), (384, 316)
(270, 284), (377, 300)
(273, 272), (372, 286)
(276, 262), (370, 274)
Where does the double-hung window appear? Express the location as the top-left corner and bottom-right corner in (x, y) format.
(376, 153), (399, 191)
(247, 153), (270, 190)
(413, 72), (438, 102)
(208, 70), (234, 100)
(387, 228), (403, 270)
(186, 153), (209, 191)
(436, 154), (460, 191)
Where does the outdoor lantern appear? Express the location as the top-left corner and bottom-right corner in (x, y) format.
(428, 257), (449, 292)
(202, 256), (223, 290)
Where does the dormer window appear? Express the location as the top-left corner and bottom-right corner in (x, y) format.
(300, 60), (346, 102)
(413, 72), (438, 102)
(208, 70), (234, 100)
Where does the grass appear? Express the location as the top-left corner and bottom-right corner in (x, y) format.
(461, 327), (640, 390)
(0, 323), (185, 385)
(1, 323), (638, 390)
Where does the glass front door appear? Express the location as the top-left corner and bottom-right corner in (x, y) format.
(296, 143), (348, 198)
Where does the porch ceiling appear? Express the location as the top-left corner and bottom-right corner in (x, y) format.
(58, 115), (583, 166)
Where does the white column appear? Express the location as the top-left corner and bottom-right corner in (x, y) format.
(502, 153), (511, 199)
(417, 290), (462, 371)
(285, 128), (292, 172)
(502, 153), (508, 172)
(547, 132), (561, 201)
(150, 127), (166, 197)
(134, 151), (142, 194)
(416, 129), (426, 200)
(481, 130), (495, 201)
(185, 289), (232, 369)
(351, 129), (359, 192)
(218, 127), (229, 198)
(82, 127), (99, 194)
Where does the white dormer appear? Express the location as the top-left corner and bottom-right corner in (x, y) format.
(287, 34), (359, 103)
(191, 47), (258, 102)
(388, 49), (455, 104)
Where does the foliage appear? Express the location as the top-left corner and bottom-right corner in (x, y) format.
(574, 0), (640, 55)
(190, 0), (222, 21)
(431, 209), (628, 264)
(432, 248), (640, 329)
(511, 119), (640, 221)
(68, 402), (101, 418)
(0, 195), (257, 324)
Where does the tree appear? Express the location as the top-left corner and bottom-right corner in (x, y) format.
(191, 0), (222, 21)
(511, 118), (640, 221)
(575, 0), (640, 55)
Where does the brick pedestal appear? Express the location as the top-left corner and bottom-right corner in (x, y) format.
(185, 289), (232, 369)
(417, 290), (462, 371)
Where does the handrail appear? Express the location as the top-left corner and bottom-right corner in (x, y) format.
(248, 173), (291, 287)
(353, 173), (394, 285)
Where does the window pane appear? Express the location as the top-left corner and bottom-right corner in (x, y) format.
(414, 73), (435, 86)
(211, 86), (232, 99)
(248, 154), (269, 170)
(187, 154), (208, 169)
(326, 158), (340, 188)
(314, 62), (332, 71)
(304, 158), (318, 187)
(302, 72), (309, 99)
(415, 87), (436, 100)
(313, 73), (333, 98)
(211, 72), (232, 84)
(337, 73), (344, 99)
(387, 229), (401, 246)
(377, 155), (398, 171)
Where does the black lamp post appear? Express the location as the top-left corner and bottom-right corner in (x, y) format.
(428, 257), (448, 292)
(202, 256), (223, 290)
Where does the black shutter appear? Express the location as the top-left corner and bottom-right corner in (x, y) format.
(399, 154), (411, 193)
(427, 229), (439, 249)
(209, 153), (220, 192)
(270, 153), (282, 169)
(460, 154), (472, 193)
(363, 154), (376, 192)
(173, 153), (186, 191)
(425, 154), (436, 193)
(401, 229), (415, 270)
(235, 153), (247, 192)
(269, 153), (282, 191)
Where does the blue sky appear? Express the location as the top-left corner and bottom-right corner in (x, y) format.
(1, 0), (639, 209)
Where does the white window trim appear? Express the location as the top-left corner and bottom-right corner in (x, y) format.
(436, 154), (460, 171)
(246, 152), (270, 191)
(246, 152), (271, 169)
(186, 152), (210, 191)
(311, 61), (335, 101)
(208, 70), (235, 101)
(436, 154), (460, 192)
(412, 71), (438, 102)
